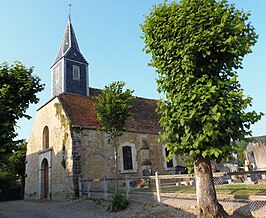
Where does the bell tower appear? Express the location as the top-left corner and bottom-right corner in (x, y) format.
(51, 13), (89, 97)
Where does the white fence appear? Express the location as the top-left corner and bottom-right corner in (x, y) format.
(79, 171), (266, 216)
(79, 171), (266, 201)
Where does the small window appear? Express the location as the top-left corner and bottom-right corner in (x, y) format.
(54, 67), (59, 83)
(73, 65), (80, 80)
(123, 146), (133, 171)
(42, 126), (49, 150)
(165, 148), (173, 168)
(163, 146), (177, 170)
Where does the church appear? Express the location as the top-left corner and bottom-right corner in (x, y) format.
(24, 17), (183, 200)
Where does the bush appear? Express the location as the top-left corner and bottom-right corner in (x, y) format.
(0, 171), (24, 201)
(0, 187), (23, 201)
(110, 191), (129, 212)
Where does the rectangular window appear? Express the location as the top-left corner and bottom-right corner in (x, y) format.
(123, 146), (133, 170)
(73, 65), (80, 80)
(165, 148), (174, 168)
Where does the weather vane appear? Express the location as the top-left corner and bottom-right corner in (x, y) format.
(68, 2), (72, 19)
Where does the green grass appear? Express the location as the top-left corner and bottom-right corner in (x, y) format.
(215, 184), (266, 195)
(130, 184), (266, 196)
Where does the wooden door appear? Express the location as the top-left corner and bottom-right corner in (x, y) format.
(42, 159), (49, 198)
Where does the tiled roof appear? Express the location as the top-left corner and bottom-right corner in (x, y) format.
(58, 88), (162, 134)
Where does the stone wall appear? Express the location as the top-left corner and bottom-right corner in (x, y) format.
(79, 129), (183, 180)
(253, 143), (266, 171)
(25, 97), (74, 200)
(25, 99), (186, 200)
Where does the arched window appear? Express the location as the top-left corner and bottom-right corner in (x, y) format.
(122, 146), (133, 171)
(42, 126), (49, 149)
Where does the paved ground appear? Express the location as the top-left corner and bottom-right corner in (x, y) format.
(159, 193), (266, 218)
(0, 197), (265, 217)
(129, 192), (266, 217)
(0, 199), (196, 218)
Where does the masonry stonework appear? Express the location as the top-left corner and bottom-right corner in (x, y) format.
(25, 98), (75, 200)
(253, 143), (266, 171)
(78, 129), (181, 180)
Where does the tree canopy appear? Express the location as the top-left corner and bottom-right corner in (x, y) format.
(141, 0), (263, 216)
(96, 81), (135, 194)
(0, 61), (44, 200)
(141, 0), (263, 163)
(0, 61), (44, 149)
(96, 81), (135, 142)
(0, 61), (44, 199)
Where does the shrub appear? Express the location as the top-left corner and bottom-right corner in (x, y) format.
(110, 191), (129, 212)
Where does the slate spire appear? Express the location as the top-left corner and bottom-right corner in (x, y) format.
(52, 18), (87, 66)
(51, 16), (89, 97)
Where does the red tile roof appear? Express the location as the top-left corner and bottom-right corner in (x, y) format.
(58, 88), (162, 134)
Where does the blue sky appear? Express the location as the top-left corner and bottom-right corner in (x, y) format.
(0, 0), (265, 141)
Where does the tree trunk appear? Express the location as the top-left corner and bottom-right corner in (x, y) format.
(114, 145), (118, 193)
(194, 156), (229, 218)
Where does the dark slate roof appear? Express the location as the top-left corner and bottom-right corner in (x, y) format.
(58, 88), (162, 134)
(52, 18), (88, 67)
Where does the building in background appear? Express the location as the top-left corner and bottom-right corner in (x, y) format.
(24, 17), (184, 200)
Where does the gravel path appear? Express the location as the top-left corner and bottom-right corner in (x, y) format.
(1, 198), (265, 217)
(0, 199), (196, 218)
(160, 194), (266, 218)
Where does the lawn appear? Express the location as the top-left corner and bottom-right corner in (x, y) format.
(131, 184), (266, 196)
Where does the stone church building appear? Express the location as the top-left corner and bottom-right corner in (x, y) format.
(24, 18), (183, 200)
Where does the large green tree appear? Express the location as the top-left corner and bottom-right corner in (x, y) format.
(0, 61), (44, 151)
(141, 0), (262, 217)
(96, 81), (135, 192)
(0, 61), (43, 200)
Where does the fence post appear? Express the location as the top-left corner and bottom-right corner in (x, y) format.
(155, 172), (161, 203)
(78, 176), (82, 198)
(126, 175), (130, 200)
(104, 176), (108, 200)
(87, 180), (91, 197)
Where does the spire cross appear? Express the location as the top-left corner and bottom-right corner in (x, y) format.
(68, 2), (72, 19)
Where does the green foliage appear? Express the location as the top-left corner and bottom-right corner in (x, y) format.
(0, 140), (27, 177)
(0, 61), (44, 149)
(141, 0), (263, 163)
(111, 191), (129, 212)
(96, 81), (135, 193)
(61, 133), (68, 169)
(96, 81), (135, 143)
(0, 61), (43, 200)
(7, 140), (27, 179)
(0, 140), (27, 200)
(235, 145), (245, 166)
(54, 103), (70, 129)
(54, 102), (70, 169)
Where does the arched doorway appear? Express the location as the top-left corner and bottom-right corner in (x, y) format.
(41, 158), (49, 198)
